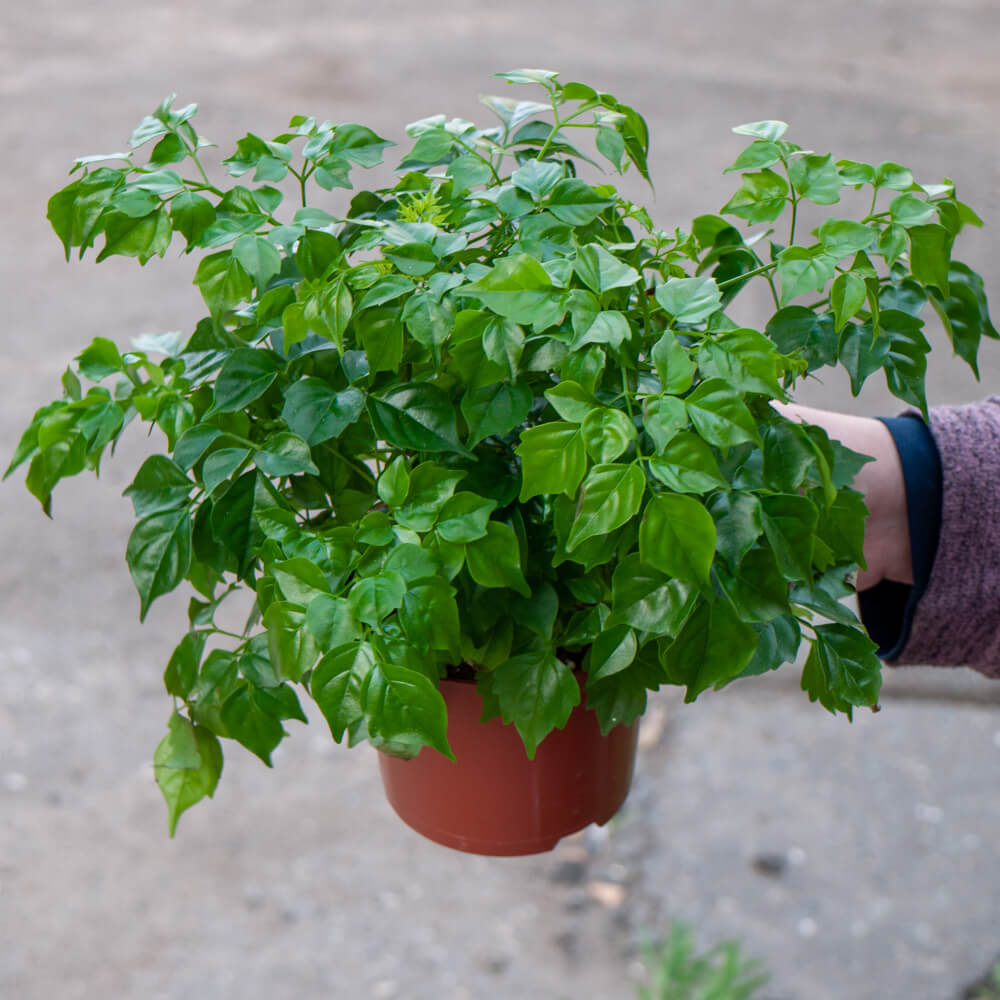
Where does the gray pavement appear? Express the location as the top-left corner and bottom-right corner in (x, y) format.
(2, 2), (1000, 998)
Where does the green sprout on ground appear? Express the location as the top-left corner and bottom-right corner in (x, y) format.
(636, 922), (769, 1000)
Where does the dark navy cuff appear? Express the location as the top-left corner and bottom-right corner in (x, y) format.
(856, 414), (943, 659)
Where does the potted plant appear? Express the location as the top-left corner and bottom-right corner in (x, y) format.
(9, 70), (993, 854)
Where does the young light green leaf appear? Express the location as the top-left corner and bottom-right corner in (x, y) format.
(580, 407), (636, 463)
(655, 276), (722, 324)
(573, 244), (640, 295)
(154, 715), (223, 837)
(650, 332), (697, 394)
(732, 120), (788, 142)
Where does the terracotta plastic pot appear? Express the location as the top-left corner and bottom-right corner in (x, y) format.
(376, 675), (639, 856)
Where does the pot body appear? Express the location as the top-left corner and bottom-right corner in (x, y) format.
(376, 676), (639, 856)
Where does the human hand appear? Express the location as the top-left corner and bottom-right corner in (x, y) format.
(774, 403), (913, 591)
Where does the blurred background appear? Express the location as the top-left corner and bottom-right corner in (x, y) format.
(2, 2), (1000, 998)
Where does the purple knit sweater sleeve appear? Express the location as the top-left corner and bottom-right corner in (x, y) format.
(894, 396), (1000, 675)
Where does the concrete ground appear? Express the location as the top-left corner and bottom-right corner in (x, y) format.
(2, 2), (1000, 997)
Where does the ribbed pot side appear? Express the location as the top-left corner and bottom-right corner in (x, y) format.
(376, 676), (639, 856)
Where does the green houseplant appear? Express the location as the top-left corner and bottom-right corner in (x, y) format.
(9, 70), (994, 845)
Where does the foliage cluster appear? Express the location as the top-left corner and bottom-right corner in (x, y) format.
(9, 70), (993, 832)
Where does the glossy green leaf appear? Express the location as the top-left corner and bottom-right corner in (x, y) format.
(721, 169), (788, 224)
(777, 247), (837, 304)
(463, 253), (556, 324)
(305, 595), (359, 650)
(436, 492), (498, 542)
(491, 650), (580, 758)
(193, 250), (254, 315)
(573, 244), (640, 294)
(650, 332), (697, 394)
(465, 522), (531, 597)
(263, 600), (319, 681)
(348, 571), (407, 626)
(788, 154), (841, 205)
(801, 623), (882, 718)
(648, 433), (727, 494)
(830, 271), (868, 331)
(908, 224), (953, 293)
(281, 380), (364, 446)
(363, 661), (453, 760)
(126, 508), (192, 621)
(581, 407), (636, 463)
(544, 178), (613, 225)
(609, 554), (693, 635)
(369, 383), (471, 457)
(220, 686), (285, 765)
(255, 432), (319, 477)
(311, 641), (376, 744)
(376, 456), (410, 507)
(684, 379), (759, 447)
(399, 577), (462, 658)
(516, 421), (587, 500)
(208, 349), (281, 415)
(233, 234), (282, 288)
(76, 337), (124, 380)
(544, 381), (598, 423)
(461, 381), (532, 447)
(394, 463), (465, 531)
(708, 492), (763, 569)
(586, 624), (638, 685)
(123, 455), (193, 516)
(643, 395), (688, 453)
(639, 493), (716, 590)
(732, 120), (788, 142)
(817, 219), (875, 257)
(760, 493), (818, 580)
(566, 463), (645, 551)
(662, 598), (757, 701)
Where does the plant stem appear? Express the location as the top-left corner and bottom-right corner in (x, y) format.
(717, 262), (777, 288)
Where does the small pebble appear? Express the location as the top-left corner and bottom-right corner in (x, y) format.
(552, 929), (578, 958)
(751, 852), (787, 878)
(587, 880), (627, 909)
(797, 917), (818, 938)
(482, 955), (509, 976)
(549, 860), (587, 886)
